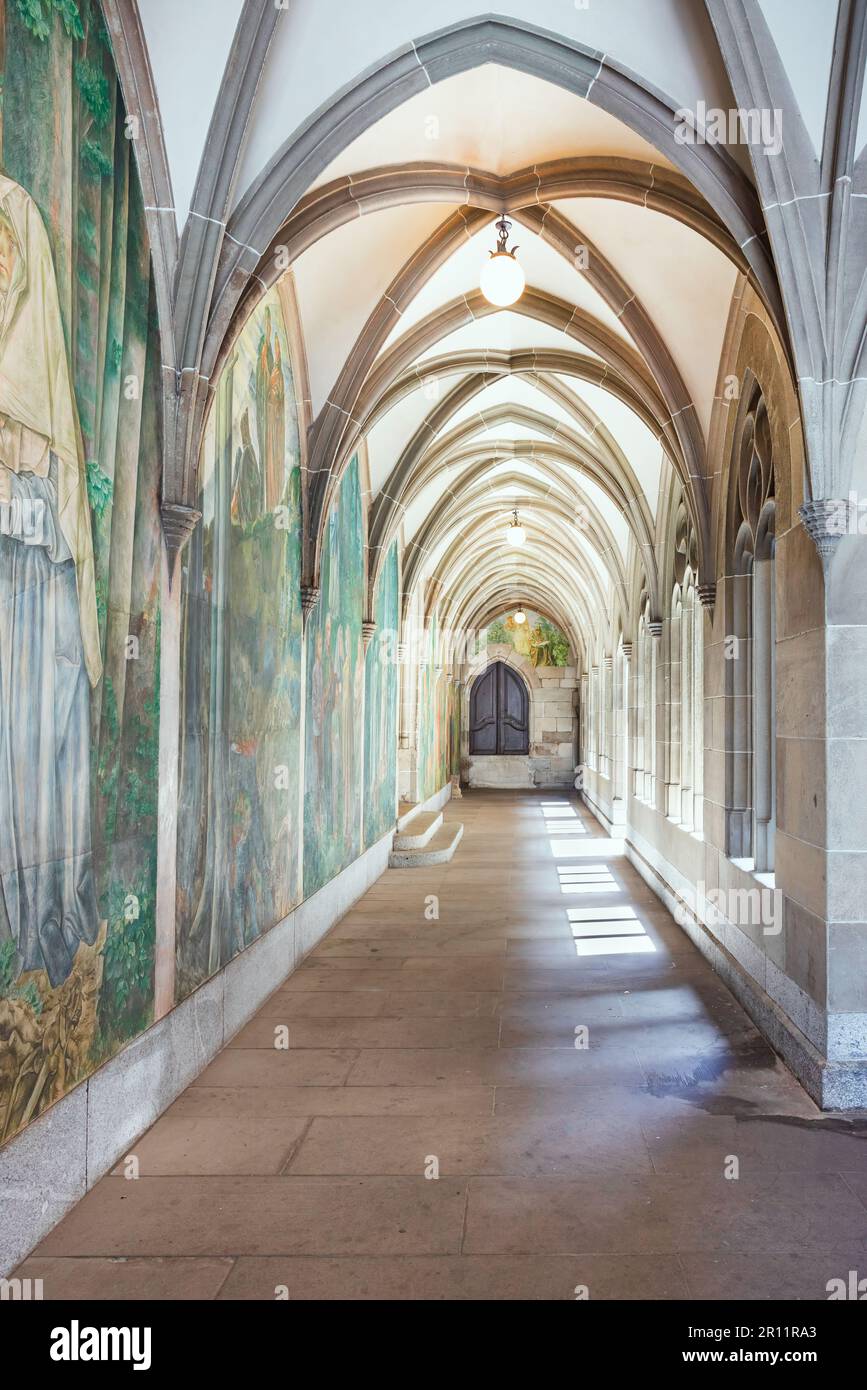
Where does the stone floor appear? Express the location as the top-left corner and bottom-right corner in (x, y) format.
(17, 791), (867, 1300)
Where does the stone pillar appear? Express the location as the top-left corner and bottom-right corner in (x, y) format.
(666, 605), (682, 819)
(802, 508), (867, 1101)
(601, 655), (613, 786)
(397, 639), (418, 802)
(647, 621), (663, 810)
(611, 649), (626, 828)
(621, 641), (634, 802)
(154, 503), (200, 1021)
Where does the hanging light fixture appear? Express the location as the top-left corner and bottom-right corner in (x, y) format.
(479, 215), (525, 307)
(505, 508), (526, 547)
(514, 608), (527, 625)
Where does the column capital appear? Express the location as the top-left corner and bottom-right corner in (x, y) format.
(301, 585), (320, 625)
(160, 501), (201, 587)
(647, 620), (663, 638)
(361, 620), (377, 651)
(799, 499), (849, 564)
(697, 582), (716, 610)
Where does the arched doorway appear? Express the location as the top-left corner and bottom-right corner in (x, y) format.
(469, 662), (529, 755)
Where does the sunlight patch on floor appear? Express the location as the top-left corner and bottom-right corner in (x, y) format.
(566, 904), (657, 956)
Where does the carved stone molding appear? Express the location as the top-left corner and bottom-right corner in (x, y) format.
(397, 642), (409, 665)
(799, 499), (850, 564)
(602, 654), (613, 671)
(301, 585), (320, 625)
(697, 583), (716, 610)
(361, 620), (377, 651)
(160, 502), (201, 585)
(647, 620), (663, 638)
(621, 642), (633, 661)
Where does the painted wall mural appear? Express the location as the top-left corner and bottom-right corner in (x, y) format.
(417, 615), (460, 802)
(303, 457), (364, 897)
(363, 540), (398, 848)
(176, 286), (303, 998)
(479, 609), (570, 666)
(0, 1), (162, 1144)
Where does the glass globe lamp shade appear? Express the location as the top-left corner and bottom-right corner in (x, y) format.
(505, 519), (526, 547)
(480, 251), (526, 307)
(514, 609), (527, 625)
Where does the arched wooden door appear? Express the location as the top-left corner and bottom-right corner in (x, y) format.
(469, 661), (529, 755)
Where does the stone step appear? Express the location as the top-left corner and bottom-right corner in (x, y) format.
(389, 821), (464, 869)
(397, 801), (423, 833)
(393, 810), (443, 850)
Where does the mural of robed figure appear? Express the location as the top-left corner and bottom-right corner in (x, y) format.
(0, 174), (102, 988)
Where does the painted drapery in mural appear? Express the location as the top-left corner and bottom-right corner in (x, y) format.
(176, 286), (302, 998)
(363, 541), (398, 848)
(0, 1), (162, 1145)
(304, 458), (364, 896)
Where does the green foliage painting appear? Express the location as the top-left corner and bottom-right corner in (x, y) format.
(480, 609), (570, 666)
(176, 286), (303, 998)
(304, 457), (364, 896)
(0, 0), (162, 1145)
(363, 541), (399, 847)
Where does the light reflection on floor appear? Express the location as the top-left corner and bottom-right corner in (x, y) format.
(543, 807), (657, 955)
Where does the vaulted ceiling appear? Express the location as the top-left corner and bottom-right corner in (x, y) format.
(266, 53), (751, 655)
(114, 0), (867, 656)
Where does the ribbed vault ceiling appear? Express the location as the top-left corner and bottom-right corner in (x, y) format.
(268, 60), (753, 658)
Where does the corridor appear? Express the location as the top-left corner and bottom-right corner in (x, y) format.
(16, 792), (867, 1302)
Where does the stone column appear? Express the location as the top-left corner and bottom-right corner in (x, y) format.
(601, 655), (613, 786)
(154, 502), (201, 1021)
(665, 606), (682, 819)
(801, 506), (867, 1102)
(621, 641), (634, 803)
(647, 621), (663, 810)
(397, 639), (418, 802)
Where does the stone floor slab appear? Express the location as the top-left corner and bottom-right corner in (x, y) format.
(15, 790), (860, 1300)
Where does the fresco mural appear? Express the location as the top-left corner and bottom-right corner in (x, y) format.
(417, 615), (460, 802)
(479, 609), (570, 666)
(449, 677), (462, 782)
(363, 540), (399, 848)
(0, 0), (162, 1144)
(303, 457), (364, 896)
(176, 286), (303, 997)
(416, 616), (437, 802)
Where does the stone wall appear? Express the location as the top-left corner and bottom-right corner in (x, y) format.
(578, 285), (867, 1109)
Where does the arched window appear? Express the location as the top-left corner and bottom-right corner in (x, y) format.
(727, 389), (776, 871)
(670, 504), (703, 831)
(636, 598), (657, 803)
(691, 580), (704, 831)
(600, 658), (610, 780)
(613, 638), (628, 806)
(635, 612), (647, 796)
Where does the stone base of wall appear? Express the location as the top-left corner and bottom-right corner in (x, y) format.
(468, 754), (573, 788)
(0, 829), (395, 1277)
(610, 803), (867, 1111)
